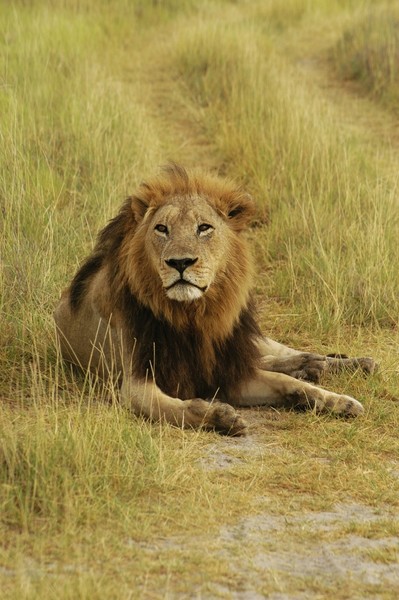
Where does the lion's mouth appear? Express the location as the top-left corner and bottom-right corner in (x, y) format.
(166, 279), (207, 293)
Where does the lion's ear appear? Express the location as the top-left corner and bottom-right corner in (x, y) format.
(225, 193), (256, 231)
(130, 195), (150, 223)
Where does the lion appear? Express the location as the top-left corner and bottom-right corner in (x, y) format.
(54, 163), (376, 435)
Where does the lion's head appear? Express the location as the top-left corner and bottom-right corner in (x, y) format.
(113, 164), (256, 339)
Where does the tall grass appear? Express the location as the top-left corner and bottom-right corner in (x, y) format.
(0, 4), (162, 376)
(1, 1), (247, 565)
(0, 0), (175, 545)
(334, 4), (399, 111)
(1, 403), (154, 531)
(0, 6), (226, 594)
(173, 20), (399, 330)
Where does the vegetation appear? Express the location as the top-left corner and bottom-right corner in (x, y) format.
(1, 0), (399, 598)
(334, 3), (399, 111)
(174, 18), (399, 329)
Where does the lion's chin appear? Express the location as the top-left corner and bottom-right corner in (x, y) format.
(165, 283), (205, 302)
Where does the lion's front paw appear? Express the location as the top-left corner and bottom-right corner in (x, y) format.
(186, 399), (247, 436)
(212, 403), (248, 436)
(205, 401), (248, 436)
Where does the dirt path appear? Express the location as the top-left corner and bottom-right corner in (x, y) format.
(135, 498), (399, 598)
(123, 26), (224, 173)
(280, 19), (399, 178)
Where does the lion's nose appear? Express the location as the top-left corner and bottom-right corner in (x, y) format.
(165, 257), (198, 275)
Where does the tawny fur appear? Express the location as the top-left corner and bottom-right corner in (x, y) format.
(54, 164), (376, 435)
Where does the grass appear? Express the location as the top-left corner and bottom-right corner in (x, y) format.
(173, 14), (399, 330)
(1, 0), (399, 598)
(334, 3), (399, 112)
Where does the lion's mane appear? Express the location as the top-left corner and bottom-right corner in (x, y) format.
(69, 164), (262, 402)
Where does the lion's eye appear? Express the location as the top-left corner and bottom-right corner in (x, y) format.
(155, 224), (168, 235)
(198, 223), (213, 235)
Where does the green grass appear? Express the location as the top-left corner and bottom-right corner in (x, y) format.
(1, 0), (399, 598)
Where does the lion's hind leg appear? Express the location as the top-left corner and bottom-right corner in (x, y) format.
(258, 337), (377, 383)
(259, 353), (328, 383)
(120, 378), (248, 436)
(326, 354), (377, 375)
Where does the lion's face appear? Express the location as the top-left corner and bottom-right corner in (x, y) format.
(119, 165), (256, 332)
(145, 196), (231, 302)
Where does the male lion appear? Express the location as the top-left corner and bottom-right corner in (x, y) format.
(54, 164), (376, 435)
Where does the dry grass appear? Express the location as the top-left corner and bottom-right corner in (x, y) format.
(173, 14), (399, 330)
(334, 3), (399, 112)
(1, 0), (399, 598)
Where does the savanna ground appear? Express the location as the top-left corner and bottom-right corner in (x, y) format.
(1, 0), (399, 598)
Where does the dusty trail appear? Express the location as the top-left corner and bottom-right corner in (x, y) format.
(280, 20), (399, 178)
(123, 26), (224, 173)
(296, 59), (399, 185)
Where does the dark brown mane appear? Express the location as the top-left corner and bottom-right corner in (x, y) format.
(120, 285), (262, 403)
(69, 199), (134, 311)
